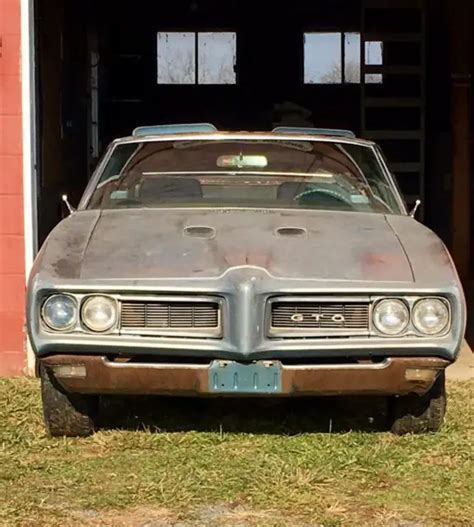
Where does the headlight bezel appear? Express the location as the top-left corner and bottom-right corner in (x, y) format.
(80, 294), (119, 333)
(412, 297), (451, 336)
(40, 293), (120, 334)
(371, 295), (451, 338)
(41, 294), (78, 333)
(372, 298), (410, 336)
(39, 292), (452, 339)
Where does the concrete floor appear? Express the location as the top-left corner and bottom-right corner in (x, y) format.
(447, 340), (474, 381)
(448, 283), (474, 381)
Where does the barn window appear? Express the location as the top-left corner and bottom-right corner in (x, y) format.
(304, 32), (383, 85)
(157, 32), (196, 84)
(198, 33), (237, 84)
(157, 31), (237, 85)
(365, 40), (383, 84)
(344, 32), (361, 83)
(304, 33), (342, 84)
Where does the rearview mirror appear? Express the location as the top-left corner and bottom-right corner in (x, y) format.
(217, 154), (268, 169)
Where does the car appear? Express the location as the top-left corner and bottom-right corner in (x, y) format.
(26, 123), (466, 437)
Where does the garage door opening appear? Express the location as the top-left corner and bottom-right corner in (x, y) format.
(34, 0), (451, 254)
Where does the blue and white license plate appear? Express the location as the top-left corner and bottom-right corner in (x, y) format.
(208, 360), (282, 394)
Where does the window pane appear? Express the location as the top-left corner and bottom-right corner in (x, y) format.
(365, 41), (383, 84)
(344, 33), (361, 83)
(365, 41), (383, 65)
(304, 33), (342, 84)
(198, 32), (236, 84)
(157, 32), (195, 84)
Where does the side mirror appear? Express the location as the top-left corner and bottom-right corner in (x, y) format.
(409, 199), (421, 218)
(61, 194), (76, 215)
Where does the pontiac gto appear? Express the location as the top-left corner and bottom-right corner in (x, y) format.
(26, 124), (466, 436)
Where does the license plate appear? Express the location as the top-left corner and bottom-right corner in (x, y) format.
(209, 360), (282, 394)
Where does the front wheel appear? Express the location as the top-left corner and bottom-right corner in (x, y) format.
(388, 372), (446, 435)
(40, 365), (99, 437)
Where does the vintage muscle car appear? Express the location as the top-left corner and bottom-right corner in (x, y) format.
(27, 124), (466, 437)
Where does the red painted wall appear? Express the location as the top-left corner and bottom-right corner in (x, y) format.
(0, 0), (26, 375)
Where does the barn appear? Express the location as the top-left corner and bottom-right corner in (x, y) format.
(0, 0), (471, 375)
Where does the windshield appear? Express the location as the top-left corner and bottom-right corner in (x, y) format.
(86, 139), (402, 214)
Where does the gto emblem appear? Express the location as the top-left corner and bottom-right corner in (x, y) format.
(291, 313), (345, 323)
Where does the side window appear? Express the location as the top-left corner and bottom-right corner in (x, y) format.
(157, 31), (237, 85)
(97, 144), (140, 186)
(344, 144), (399, 211)
(303, 32), (383, 85)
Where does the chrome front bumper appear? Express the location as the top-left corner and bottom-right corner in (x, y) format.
(41, 355), (449, 397)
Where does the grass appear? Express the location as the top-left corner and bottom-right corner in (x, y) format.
(0, 379), (473, 527)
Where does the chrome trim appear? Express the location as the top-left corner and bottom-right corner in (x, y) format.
(411, 296), (452, 337)
(80, 295), (120, 334)
(373, 144), (408, 215)
(40, 293), (223, 339)
(372, 298), (410, 336)
(109, 132), (376, 147)
(371, 295), (451, 338)
(117, 294), (223, 339)
(77, 134), (404, 213)
(284, 359), (392, 371)
(120, 328), (221, 338)
(267, 295), (452, 339)
(104, 359), (210, 370)
(267, 296), (371, 338)
(40, 294), (78, 333)
(105, 357), (391, 371)
(78, 142), (116, 209)
(41, 293), (120, 335)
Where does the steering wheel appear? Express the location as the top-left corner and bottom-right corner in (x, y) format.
(293, 187), (355, 208)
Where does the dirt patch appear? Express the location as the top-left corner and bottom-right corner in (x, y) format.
(71, 506), (176, 527)
(69, 505), (305, 527)
(60, 504), (432, 527)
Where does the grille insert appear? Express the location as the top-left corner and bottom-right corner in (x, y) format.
(271, 301), (370, 335)
(121, 300), (220, 335)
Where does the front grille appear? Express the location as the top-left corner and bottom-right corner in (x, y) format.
(120, 300), (220, 336)
(270, 300), (370, 336)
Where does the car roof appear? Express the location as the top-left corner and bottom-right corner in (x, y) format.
(112, 123), (375, 147)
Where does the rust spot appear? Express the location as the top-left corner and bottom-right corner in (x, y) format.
(51, 258), (77, 278)
(41, 355), (450, 397)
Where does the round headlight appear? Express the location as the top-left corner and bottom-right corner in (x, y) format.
(413, 298), (449, 335)
(42, 294), (77, 331)
(373, 299), (409, 335)
(81, 296), (117, 333)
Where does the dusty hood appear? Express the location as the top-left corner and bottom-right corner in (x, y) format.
(68, 208), (414, 282)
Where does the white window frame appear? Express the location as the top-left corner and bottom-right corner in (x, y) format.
(303, 31), (383, 85)
(157, 31), (237, 86)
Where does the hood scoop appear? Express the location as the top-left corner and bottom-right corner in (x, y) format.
(183, 225), (216, 239)
(275, 227), (307, 237)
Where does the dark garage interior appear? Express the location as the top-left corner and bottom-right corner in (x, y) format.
(34, 0), (472, 279)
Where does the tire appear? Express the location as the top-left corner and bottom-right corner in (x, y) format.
(40, 364), (99, 437)
(388, 372), (446, 435)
